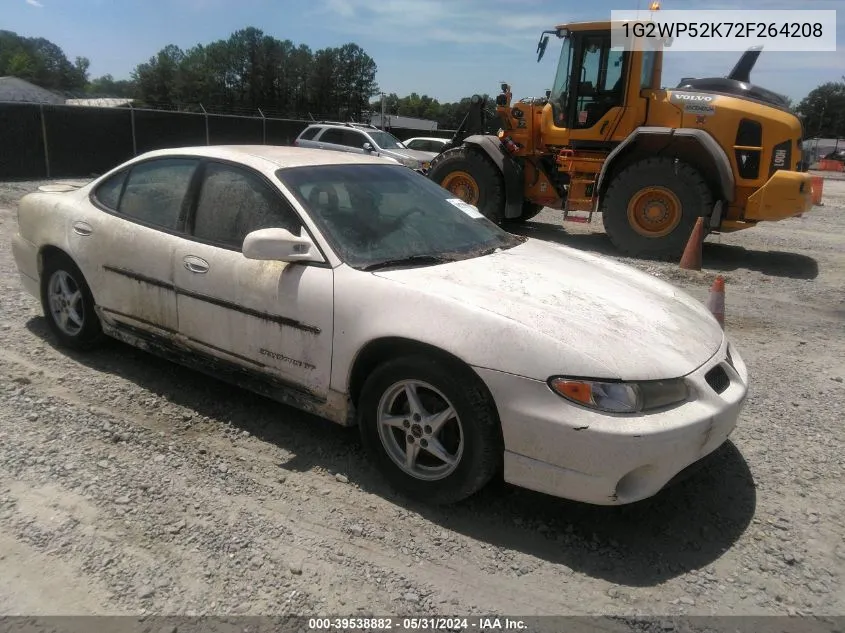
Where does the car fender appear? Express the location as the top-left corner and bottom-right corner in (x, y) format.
(329, 264), (620, 399)
(463, 135), (524, 219)
(596, 127), (735, 203)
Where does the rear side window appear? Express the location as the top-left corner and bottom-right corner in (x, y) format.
(299, 127), (321, 140)
(319, 128), (345, 144)
(117, 158), (199, 230)
(93, 170), (127, 210)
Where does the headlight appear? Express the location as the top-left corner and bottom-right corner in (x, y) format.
(548, 377), (689, 413)
(401, 157), (417, 168)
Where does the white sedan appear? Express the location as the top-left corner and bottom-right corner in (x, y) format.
(11, 145), (749, 506)
(403, 137), (449, 153)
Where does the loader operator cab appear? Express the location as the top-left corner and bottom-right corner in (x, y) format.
(543, 24), (661, 135)
(549, 31), (626, 129)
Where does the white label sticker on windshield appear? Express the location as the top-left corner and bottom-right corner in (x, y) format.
(447, 198), (484, 219)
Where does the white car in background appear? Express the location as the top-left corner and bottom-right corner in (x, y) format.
(294, 122), (437, 172)
(11, 145), (749, 506)
(403, 137), (450, 153)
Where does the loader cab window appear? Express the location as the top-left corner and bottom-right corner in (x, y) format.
(573, 36), (627, 129)
(550, 32), (628, 130)
(550, 36), (574, 126)
(641, 50), (657, 89)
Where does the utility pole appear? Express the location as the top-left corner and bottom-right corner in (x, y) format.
(380, 92), (386, 130)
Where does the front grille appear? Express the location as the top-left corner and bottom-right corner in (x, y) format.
(705, 365), (730, 394)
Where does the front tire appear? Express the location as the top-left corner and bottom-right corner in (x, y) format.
(40, 252), (104, 350)
(508, 201), (544, 223)
(358, 355), (503, 505)
(601, 157), (714, 260)
(427, 146), (505, 224)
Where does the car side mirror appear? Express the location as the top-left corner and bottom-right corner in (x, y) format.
(242, 227), (324, 264)
(363, 142), (374, 152)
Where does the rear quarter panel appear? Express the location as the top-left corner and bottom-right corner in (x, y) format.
(16, 188), (106, 303)
(16, 191), (76, 267)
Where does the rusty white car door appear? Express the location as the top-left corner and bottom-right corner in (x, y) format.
(172, 160), (334, 400)
(76, 157), (201, 336)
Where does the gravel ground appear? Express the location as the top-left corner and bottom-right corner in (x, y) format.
(0, 174), (843, 619)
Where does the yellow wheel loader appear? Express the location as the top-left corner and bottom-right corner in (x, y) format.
(427, 20), (814, 260)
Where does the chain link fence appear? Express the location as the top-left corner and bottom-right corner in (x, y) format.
(0, 101), (456, 180)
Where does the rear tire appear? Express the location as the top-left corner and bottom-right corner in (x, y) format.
(357, 354), (503, 505)
(428, 146), (506, 224)
(40, 252), (104, 351)
(601, 157), (713, 260)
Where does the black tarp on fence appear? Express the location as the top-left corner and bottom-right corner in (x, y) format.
(44, 104), (134, 177)
(264, 118), (308, 146)
(133, 109), (207, 154)
(0, 103), (46, 179)
(0, 101), (456, 180)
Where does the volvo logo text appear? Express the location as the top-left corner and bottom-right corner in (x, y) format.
(673, 94), (714, 102)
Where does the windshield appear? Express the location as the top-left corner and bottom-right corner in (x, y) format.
(275, 164), (524, 269)
(549, 36), (573, 125)
(368, 130), (405, 150)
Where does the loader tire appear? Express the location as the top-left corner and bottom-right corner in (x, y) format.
(428, 146), (505, 224)
(508, 202), (544, 223)
(602, 157), (713, 261)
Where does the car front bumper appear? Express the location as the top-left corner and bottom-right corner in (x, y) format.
(474, 336), (749, 505)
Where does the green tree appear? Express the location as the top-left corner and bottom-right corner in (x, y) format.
(86, 74), (135, 97)
(796, 81), (845, 138)
(131, 44), (185, 107)
(309, 47), (339, 117)
(126, 29), (378, 119)
(0, 30), (88, 92)
(334, 43), (379, 121)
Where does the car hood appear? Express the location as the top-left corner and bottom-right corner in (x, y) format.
(372, 239), (724, 380)
(383, 148), (438, 162)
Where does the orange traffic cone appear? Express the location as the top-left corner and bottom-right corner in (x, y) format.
(679, 217), (705, 271)
(706, 275), (725, 328)
(811, 176), (824, 207)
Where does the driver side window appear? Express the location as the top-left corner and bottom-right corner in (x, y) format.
(191, 162), (302, 250)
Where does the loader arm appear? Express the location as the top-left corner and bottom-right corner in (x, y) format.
(439, 94), (495, 154)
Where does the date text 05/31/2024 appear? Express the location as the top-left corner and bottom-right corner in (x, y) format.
(307, 617), (528, 631)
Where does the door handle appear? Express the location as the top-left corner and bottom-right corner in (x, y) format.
(72, 221), (93, 236)
(183, 255), (209, 274)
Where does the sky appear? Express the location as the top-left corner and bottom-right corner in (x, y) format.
(3, 0), (844, 105)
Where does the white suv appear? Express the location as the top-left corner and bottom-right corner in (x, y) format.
(294, 122), (438, 172)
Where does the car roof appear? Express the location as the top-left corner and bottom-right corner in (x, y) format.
(406, 137), (448, 142)
(304, 122), (376, 131)
(132, 145), (398, 170)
